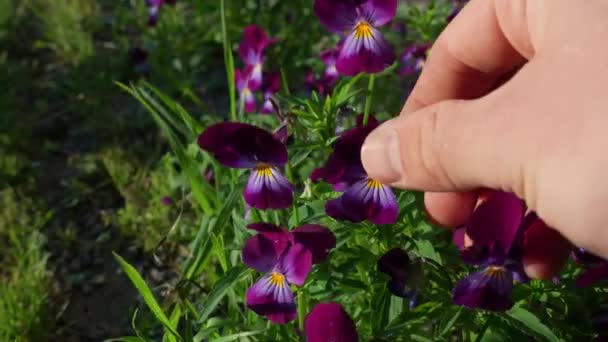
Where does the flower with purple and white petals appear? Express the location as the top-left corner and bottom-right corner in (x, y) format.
(312, 115), (398, 224)
(452, 191), (548, 312)
(197, 123), (293, 210)
(235, 67), (258, 113)
(314, 0), (397, 75)
(243, 223), (336, 323)
(261, 72), (281, 114)
(305, 302), (359, 342)
(238, 25), (277, 89)
(378, 248), (423, 307)
(146, 0), (176, 26)
(400, 43), (431, 77)
(321, 45), (341, 84)
(572, 248), (608, 288)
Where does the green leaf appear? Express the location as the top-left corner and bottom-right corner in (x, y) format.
(104, 337), (148, 342)
(210, 330), (263, 342)
(197, 266), (251, 324)
(506, 305), (561, 342)
(113, 253), (181, 340)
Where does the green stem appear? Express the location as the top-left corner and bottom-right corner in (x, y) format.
(297, 290), (308, 332)
(363, 74), (376, 126)
(474, 316), (493, 342)
(220, 0), (237, 121)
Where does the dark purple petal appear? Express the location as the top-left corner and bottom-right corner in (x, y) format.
(197, 122), (288, 168)
(576, 262), (608, 288)
(261, 99), (274, 114)
(313, 0), (358, 33)
(452, 227), (466, 251)
(235, 68), (247, 92)
(278, 243), (312, 286)
(238, 25), (275, 66)
(326, 196), (365, 223)
(452, 266), (514, 311)
(263, 72), (281, 93)
(305, 302), (359, 342)
(247, 223), (293, 249)
(467, 191), (526, 252)
(378, 248), (411, 280)
(292, 224), (337, 264)
(243, 166), (294, 209)
(572, 247), (605, 266)
(246, 273), (296, 324)
(359, 0), (397, 26)
(242, 234), (282, 273)
(337, 27), (395, 76)
(340, 178), (398, 224)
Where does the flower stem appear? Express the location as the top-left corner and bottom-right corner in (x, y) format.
(297, 290), (308, 332)
(220, 0), (237, 121)
(363, 73), (376, 126)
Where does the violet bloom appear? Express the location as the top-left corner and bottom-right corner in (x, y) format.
(305, 71), (335, 96)
(400, 43), (430, 77)
(261, 72), (281, 114)
(305, 302), (359, 342)
(378, 248), (423, 306)
(572, 248), (608, 288)
(197, 123), (293, 210)
(321, 46), (341, 84)
(146, 0), (176, 26)
(235, 67), (257, 113)
(452, 191), (546, 312)
(243, 223), (336, 323)
(238, 25), (277, 89)
(311, 115), (398, 224)
(314, 0), (397, 75)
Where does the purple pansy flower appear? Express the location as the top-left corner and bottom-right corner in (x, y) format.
(243, 223), (336, 323)
(452, 191), (547, 312)
(400, 43), (431, 77)
(235, 67), (257, 113)
(261, 72), (281, 114)
(197, 123), (294, 209)
(378, 248), (423, 307)
(313, 0), (397, 75)
(312, 115), (398, 224)
(238, 25), (278, 90)
(320, 45), (341, 84)
(146, 0), (176, 26)
(305, 71), (335, 96)
(305, 302), (359, 342)
(572, 248), (608, 288)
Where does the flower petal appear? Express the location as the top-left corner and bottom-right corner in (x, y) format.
(326, 196), (365, 223)
(305, 302), (359, 342)
(313, 0), (358, 33)
(341, 178), (398, 224)
(452, 227), (466, 251)
(242, 234), (281, 273)
(247, 223), (293, 250)
(452, 266), (514, 311)
(243, 167), (294, 209)
(337, 27), (395, 76)
(378, 248), (411, 280)
(378, 248), (422, 298)
(197, 122), (288, 168)
(292, 224), (337, 264)
(572, 247), (605, 266)
(238, 25), (274, 66)
(576, 262), (608, 288)
(467, 191), (526, 252)
(279, 243), (312, 286)
(359, 0), (397, 26)
(246, 273), (296, 324)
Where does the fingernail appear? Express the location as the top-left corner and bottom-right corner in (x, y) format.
(523, 219), (572, 280)
(361, 124), (404, 184)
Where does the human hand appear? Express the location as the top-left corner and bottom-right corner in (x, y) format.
(361, 0), (608, 278)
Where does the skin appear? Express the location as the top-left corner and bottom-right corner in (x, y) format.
(361, 0), (608, 279)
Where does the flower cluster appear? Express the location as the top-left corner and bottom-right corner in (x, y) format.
(312, 115), (398, 224)
(235, 26), (280, 114)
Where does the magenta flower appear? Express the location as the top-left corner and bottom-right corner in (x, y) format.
(572, 248), (608, 288)
(238, 25), (277, 90)
(312, 115), (398, 224)
(320, 45), (341, 84)
(197, 123), (294, 210)
(146, 0), (176, 26)
(313, 0), (397, 75)
(243, 223), (336, 323)
(261, 72), (281, 114)
(378, 248), (422, 307)
(400, 43), (431, 77)
(305, 302), (358, 342)
(452, 191), (545, 311)
(235, 67), (257, 113)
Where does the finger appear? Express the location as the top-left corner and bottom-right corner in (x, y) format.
(424, 192), (477, 228)
(523, 219), (572, 280)
(402, 0), (534, 113)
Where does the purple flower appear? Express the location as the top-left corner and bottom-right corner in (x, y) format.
(305, 302), (359, 342)
(572, 248), (608, 288)
(197, 123), (294, 210)
(305, 71), (335, 96)
(243, 223), (336, 323)
(238, 25), (277, 90)
(399, 43), (431, 77)
(314, 0), (397, 75)
(261, 72), (281, 114)
(320, 45), (341, 84)
(311, 115), (398, 224)
(235, 67), (257, 113)
(378, 248), (422, 303)
(160, 196), (173, 206)
(146, 0), (176, 26)
(452, 191), (545, 311)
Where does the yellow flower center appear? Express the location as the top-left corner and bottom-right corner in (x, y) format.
(256, 165), (273, 177)
(484, 265), (506, 277)
(366, 178), (383, 189)
(354, 21), (373, 39)
(269, 272), (286, 287)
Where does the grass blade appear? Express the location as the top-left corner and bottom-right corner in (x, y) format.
(197, 266), (251, 324)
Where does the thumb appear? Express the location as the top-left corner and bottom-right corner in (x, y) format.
(361, 97), (531, 194)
